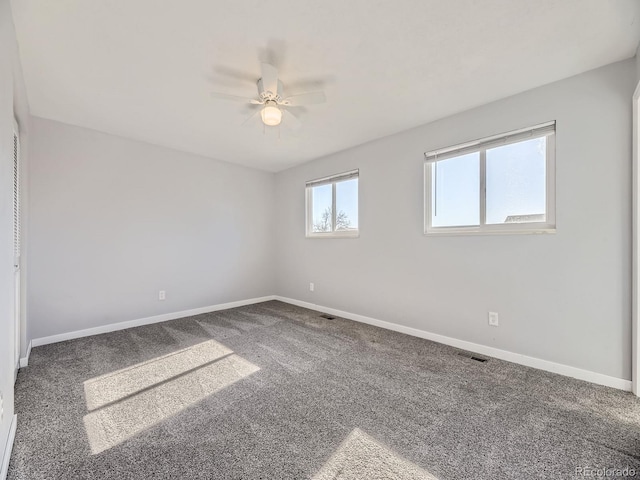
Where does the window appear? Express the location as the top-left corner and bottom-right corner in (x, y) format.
(424, 122), (555, 235)
(306, 170), (359, 237)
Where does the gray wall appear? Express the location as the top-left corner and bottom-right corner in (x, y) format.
(28, 117), (275, 339)
(275, 58), (636, 381)
(636, 43), (640, 82)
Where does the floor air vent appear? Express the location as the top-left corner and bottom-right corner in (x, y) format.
(320, 314), (336, 320)
(458, 352), (488, 363)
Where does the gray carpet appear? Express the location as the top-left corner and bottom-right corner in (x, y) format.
(8, 300), (640, 479)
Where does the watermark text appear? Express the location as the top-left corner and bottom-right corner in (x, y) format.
(576, 466), (637, 477)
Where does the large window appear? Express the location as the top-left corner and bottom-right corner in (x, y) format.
(306, 170), (359, 237)
(424, 122), (555, 235)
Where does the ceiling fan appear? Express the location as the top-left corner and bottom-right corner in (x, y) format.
(210, 62), (326, 130)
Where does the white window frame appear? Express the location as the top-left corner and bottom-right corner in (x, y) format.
(306, 169), (359, 238)
(424, 122), (556, 236)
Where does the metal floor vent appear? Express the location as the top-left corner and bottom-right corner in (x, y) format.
(471, 356), (488, 363)
(320, 314), (336, 320)
(458, 352), (488, 363)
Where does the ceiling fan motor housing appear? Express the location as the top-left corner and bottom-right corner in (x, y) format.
(257, 78), (284, 103)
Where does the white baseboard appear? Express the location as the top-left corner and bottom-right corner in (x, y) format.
(1, 414), (17, 480)
(31, 296), (276, 348)
(274, 296), (632, 392)
(19, 341), (32, 368)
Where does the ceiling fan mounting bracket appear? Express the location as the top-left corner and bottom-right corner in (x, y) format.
(257, 78), (284, 103)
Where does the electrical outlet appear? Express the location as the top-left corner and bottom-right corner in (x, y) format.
(309, 283), (314, 292)
(488, 312), (499, 327)
(159, 290), (166, 301)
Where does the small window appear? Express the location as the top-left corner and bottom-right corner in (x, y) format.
(424, 122), (555, 235)
(306, 170), (359, 237)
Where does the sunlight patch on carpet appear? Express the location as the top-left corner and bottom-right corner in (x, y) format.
(84, 339), (235, 410)
(313, 428), (438, 480)
(83, 339), (259, 454)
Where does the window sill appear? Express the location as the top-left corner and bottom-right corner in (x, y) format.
(306, 232), (360, 239)
(424, 226), (556, 236)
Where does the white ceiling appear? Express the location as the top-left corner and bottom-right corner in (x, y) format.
(11, 0), (640, 172)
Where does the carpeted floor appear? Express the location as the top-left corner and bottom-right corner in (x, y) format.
(8, 300), (640, 479)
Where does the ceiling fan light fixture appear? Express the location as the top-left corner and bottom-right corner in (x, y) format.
(210, 62), (324, 131)
(261, 101), (282, 126)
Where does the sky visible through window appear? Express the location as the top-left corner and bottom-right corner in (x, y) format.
(432, 137), (546, 227)
(432, 152), (480, 227)
(312, 179), (358, 231)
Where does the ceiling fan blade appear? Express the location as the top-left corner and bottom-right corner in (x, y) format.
(260, 63), (279, 96)
(213, 66), (256, 83)
(210, 92), (262, 104)
(241, 109), (262, 126)
(287, 75), (335, 92)
(282, 91), (326, 106)
(282, 109), (302, 131)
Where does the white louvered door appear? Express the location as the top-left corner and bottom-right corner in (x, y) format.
(13, 121), (20, 375)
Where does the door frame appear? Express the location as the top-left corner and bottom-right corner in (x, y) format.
(633, 81), (639, 396)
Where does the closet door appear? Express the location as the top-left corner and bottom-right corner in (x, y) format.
(13, 120), (21, 376)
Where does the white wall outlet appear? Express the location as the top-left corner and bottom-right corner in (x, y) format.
(309, 283), (314, 292)
(488, 312), (499, 327)
(159, 290), (166, 301)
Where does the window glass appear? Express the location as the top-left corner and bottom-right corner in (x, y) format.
(311, 184), (333, 233)
(431, 153), (480, 227)
(486, 137), (546, 225)
(335, 178), (358, 231)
